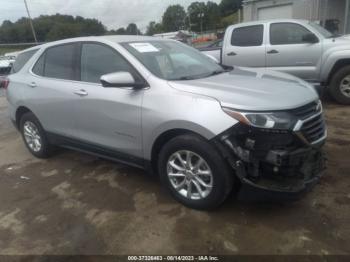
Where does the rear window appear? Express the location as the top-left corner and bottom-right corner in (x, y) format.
(12, 49), (38, 73)
(231, 25), (264, 47)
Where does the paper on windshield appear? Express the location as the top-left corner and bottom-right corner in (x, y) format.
(129, 43), (159, 53)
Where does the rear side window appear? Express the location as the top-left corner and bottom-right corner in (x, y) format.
(270, 23), (313, 45)
(44, 44), (77, 80)
(32, 53), (45, 76)
(12, 49), (38, 73)
(231, 25), (264, 47)
(80, 43), (135, 83)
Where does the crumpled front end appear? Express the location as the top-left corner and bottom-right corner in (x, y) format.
(213, 101), (327, 194)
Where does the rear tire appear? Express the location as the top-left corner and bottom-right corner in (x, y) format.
(158, 134), (234, 210)
(329, 66), (350, 104)
(19, 112), (53, 158)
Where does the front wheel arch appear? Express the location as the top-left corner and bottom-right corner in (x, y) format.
(150, 129), (207, 175)
(326, 59), (350, 85)
(157, 133), (234, 209)
(329, 65), (350, 104)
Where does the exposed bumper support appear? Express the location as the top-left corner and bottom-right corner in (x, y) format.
(213, 125), (327, 195)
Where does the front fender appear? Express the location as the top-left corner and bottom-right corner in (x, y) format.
(321, 50), (350, 82)
(141, 85), (237, 160)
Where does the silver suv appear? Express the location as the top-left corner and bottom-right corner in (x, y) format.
(6, 36), (327, 209)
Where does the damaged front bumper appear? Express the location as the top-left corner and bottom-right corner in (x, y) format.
(213, 123), (327, 195)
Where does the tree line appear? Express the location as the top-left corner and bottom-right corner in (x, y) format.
(146, 0), (242, 35)
(0, 0), (242, 43)
(0, 14), (106, 43)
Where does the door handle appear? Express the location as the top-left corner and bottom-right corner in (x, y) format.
(28, 82), (37, 88)
(74, 89), (88, 96)
(227, 51), (237, 56)
(267, 49), (279, 54)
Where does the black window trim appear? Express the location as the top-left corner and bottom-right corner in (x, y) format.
(30, 41), (149, 88)
(31, 42), (80, 81)
(231, 24), (264, 47)
(269, 22), (319, 46)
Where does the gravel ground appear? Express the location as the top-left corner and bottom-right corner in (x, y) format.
(0, 95), (349, 255)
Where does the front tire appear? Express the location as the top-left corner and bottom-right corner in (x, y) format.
(329, 66), (350, 104)
(19, 112), (53, 158)
(158, 134), (234, 210)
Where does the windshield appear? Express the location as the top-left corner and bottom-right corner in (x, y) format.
(121, 40), (224, 80)
(309, 22), (334, 38)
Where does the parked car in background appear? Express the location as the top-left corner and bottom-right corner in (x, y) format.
(201, 19), (350, 104)
(6, 36), (326, 209)
(197, 39), (223, 62)
(0, 55), (16, 75)
(0, 55), (15, 89)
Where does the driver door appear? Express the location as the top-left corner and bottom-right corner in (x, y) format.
(73, 42), (144, 158)
(266, 22), (322, 81)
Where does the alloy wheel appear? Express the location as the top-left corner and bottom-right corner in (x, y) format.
(167, 150), (213, 200)
(340, 75), (350, 98)
(23, 121), (42, 152)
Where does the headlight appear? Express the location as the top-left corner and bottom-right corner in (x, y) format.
(222, 108), (297, 130)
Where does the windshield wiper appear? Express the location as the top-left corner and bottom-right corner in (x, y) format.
(204, 68), (232, 78)
(170, 74), (208, 81)
(170, 68), (232, 81)
(175, 76), (199, 80)
(210, 69), (226, 76)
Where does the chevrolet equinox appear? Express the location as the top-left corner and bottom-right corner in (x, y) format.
(5, 36), (327, 209)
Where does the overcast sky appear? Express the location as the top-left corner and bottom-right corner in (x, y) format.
(0, 0), (221, 32)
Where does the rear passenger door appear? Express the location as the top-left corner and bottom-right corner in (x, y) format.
(222, 24), (266, 68)
(72, 42), (144, 158)
(29, 43), (80, 138)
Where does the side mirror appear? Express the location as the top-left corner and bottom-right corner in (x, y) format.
(100, 72), (146, 89)
(302, 33), (319, 44)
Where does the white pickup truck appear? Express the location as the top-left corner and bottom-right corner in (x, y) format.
(200, 19), (350, 104)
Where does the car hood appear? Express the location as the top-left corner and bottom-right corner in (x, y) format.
(168, 67), (319, 111)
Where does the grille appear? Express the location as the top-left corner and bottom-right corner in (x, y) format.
(300, 114), (326, 143)
(290, 101), (321, 120)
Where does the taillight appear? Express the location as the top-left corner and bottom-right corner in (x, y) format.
(0, 77), (9, 89)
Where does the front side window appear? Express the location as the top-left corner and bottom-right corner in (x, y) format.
(12, 49), (38, 73)
(44, 44), (77, 80)
(270, 23), (315, 45)
(121, 41), (223, 81)
(80, 43), (135, 83)
(231, 25), (264, 47)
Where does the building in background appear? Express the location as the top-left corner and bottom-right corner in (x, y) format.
(243, 0), (350, 34)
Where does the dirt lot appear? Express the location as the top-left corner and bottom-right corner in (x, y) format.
(0, 93), (349, 255)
